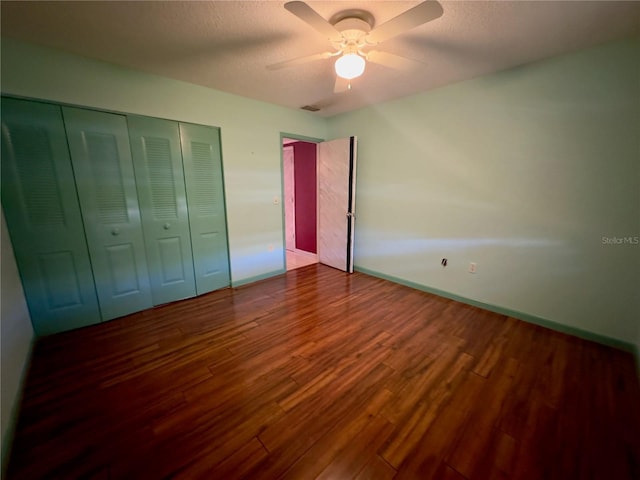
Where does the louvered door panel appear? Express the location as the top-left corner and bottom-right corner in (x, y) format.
(63, 107), (152, 321)
(180, 123), (230, 294)
(128, 116), (196, 305)
(1, 98), (100, 335)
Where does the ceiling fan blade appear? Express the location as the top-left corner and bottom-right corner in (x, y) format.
(334, 76), (351, 93)
(267, 51), (333, 70)
(285, 1), (343, 42)
(366, 50), (426, 70)
(365, 1), (444, 44)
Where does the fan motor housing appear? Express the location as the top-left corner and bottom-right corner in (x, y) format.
(334, 17), (371, 42)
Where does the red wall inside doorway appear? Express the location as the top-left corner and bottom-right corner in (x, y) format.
(292, 141), (317, 253)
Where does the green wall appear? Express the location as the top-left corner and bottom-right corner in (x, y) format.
(1, 209), (34, 474)
(0, 37), (327, 285)
(1, 36), (638, 349)
(329, 37), (640, 346)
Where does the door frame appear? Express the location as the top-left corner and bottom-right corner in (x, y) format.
(279, 132), (323, 270)
(283, 145), (296, 251)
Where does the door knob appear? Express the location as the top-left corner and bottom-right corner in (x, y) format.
(163, 223), (171, 230)
(111, 228), (120, 236)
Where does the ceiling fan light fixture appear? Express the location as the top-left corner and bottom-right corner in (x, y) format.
(335, 53), (365, 80)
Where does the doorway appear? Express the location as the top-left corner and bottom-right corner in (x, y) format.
(282, 137), (319, 271)
(281, 134), (358, 273)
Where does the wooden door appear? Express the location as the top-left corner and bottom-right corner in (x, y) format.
(180, 123), (230, 295)
(317, 136), (357, 273)
(63, 107), (153, 321)
(128, 116), (196, 306)
(1, 98), (101, 335)
(283, 145), (296, 251)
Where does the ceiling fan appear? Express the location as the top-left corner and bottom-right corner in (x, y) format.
(267, 1), (444, 93)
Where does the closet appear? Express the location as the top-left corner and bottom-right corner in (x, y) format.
(1, 99), (101, 335)
(180, 123), (230, 295)
(1, 97), (230, 335)
(64, 107), (154, 321)
(128, 115), (196, 306)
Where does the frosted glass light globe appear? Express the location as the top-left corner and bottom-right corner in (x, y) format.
(335, 53), (365, 80)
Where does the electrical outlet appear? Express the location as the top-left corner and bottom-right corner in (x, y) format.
(468, 262), (477, 273)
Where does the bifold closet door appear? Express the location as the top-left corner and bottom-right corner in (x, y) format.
(63, 107), (153, 321)
(1, 98), (101, 335)
(180, 123), (230, 294)
(128, 116), (196, 305)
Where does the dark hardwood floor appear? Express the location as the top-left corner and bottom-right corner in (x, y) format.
(7, 264), (640, 479)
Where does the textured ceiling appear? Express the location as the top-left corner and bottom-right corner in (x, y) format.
(2, 1), (639, 117)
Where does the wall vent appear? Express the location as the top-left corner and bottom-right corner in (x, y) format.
(301, 105), (320, 112)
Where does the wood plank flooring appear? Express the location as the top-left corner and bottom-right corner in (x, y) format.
(7, 264), (640, 479)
